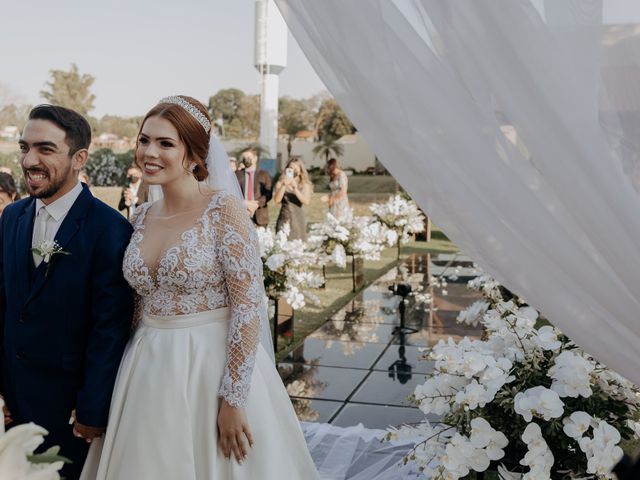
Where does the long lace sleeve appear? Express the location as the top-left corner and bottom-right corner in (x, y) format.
(215, 194), (265, 407)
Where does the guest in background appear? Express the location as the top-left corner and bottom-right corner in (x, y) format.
(118, 164), (148, 219)
(274, 158), (312, 240)
(229, 157), (238, 172)
(0, 172), (19, 216)
(323, 157), (350, 220)
(0, 166), (13, 176)
(235, 149), (272, 227)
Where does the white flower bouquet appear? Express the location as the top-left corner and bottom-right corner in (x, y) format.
(390, 275), (640, 479)
(0, 399), (66, 479)
(369, 195), (425, 258)
(308, 210), (388, 269)
(256, 224), (323, 310)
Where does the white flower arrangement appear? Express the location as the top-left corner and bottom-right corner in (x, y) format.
(0, 399), (65, 479)
(389, 274), (640, 479)
(308, 210), (387, 269)
(256, 224), (323, 310)
(369, 195), (425, 251)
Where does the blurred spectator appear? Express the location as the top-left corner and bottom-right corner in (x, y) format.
(229, 157), (238, 172)
(0, 167), (13, 176)
(322, 158), (350, 220)
(235, 149), (272, 227)
(118, 165), (148, 219)
(0, 172), (19, 216)
(274, 158), (312, 240)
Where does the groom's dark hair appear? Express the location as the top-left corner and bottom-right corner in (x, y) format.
(28, 104), (91, 156)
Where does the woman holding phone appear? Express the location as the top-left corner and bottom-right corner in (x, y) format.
(274, 158), (312, 240)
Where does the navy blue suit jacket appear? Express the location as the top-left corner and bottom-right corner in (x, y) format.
(0, 185), (133, 474)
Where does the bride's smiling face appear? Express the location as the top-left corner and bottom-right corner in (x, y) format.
(136, 116), (188, 185)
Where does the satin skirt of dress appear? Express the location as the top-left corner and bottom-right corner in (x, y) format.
(81, 308), (319, 480)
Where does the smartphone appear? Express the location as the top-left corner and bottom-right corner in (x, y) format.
(285, 168), (294, 179)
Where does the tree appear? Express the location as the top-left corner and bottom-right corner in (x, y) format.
(97, 115), (142, 138)
(237, 94), (260, 139)
(279, 97), (314, 157)
(312, 135), (344, 163)
(315, 98), (355, 140)
(85, 148), (132, 186)
(0, 104), (31, 129)
(208, 89), (260, 139)
(40, 64), (96, 116)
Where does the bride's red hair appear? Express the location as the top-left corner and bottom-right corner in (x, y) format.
(135, 95), (211, 181)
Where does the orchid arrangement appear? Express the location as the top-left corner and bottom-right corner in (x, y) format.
(0, 399), (66, 479)
(369, 195), (426, 255)
(255, 224), (323, 310)
(307, 211), (389, 269)
(389, 274), (640, 479)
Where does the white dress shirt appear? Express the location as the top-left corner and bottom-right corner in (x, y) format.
(32, 181), (83, 266)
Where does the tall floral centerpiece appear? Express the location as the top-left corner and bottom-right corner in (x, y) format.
(256, 224), (323, 309)
(389, 275), (640, 479)
(308, 211), (389, 291)
(370, 195), (426, 259)
(0, 398), (66, 479)
(256, 224), (323, 347)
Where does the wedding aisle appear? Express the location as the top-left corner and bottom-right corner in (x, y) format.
(278, 253), (483, 478)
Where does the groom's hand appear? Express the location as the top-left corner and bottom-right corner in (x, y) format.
(70, 409), (105, 443)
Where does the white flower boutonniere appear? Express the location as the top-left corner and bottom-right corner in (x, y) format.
(31, 240), (71, 277)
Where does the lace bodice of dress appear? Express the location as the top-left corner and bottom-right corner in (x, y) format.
(123, 191), (265, 407)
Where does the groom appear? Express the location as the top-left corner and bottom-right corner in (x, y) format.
(0, 105), (134, 479)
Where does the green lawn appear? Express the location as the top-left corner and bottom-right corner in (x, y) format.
(312, 174), (400, 194)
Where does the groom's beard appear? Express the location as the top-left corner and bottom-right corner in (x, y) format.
(24, 163), (72, 200)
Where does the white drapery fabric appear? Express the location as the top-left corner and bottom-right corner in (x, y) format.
(276, 0), (640, 385)
(300, 422), (419, 479)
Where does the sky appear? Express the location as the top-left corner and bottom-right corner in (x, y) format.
(0, 0), (327, 117)
(3, 0), (640, 118)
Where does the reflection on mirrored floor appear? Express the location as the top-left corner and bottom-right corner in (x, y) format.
(290, 398), (344, 423)
(282, 338), (387, 370)
(278, 363), (369, 401)
(280, 253), (484, 430)
(309, 321), (398, 344)
(331, 404), (430, 430)
(372, 345), (435, 375)
(351, 371), (429, 407)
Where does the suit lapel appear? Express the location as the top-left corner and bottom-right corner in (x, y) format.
(15, 199), (36, 299)
(26, 186), (93, 305)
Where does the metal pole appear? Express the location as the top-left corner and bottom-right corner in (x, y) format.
(273, 297), (278, 354)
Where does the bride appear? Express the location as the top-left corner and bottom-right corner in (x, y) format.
(81, 96), (319, 479)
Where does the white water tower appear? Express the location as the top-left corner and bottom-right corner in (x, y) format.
(255, 0), (287, 167)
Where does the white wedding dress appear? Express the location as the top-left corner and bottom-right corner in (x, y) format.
(81, 191), (319, 479)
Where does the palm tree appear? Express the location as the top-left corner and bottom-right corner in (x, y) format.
(312, 135), (344, 163)
(284, 123), (307, 159)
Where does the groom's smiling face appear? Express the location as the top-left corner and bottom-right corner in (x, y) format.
(19, 119), (80, 203)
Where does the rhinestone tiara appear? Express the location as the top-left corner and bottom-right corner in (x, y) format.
(158, 96), (211, 133)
